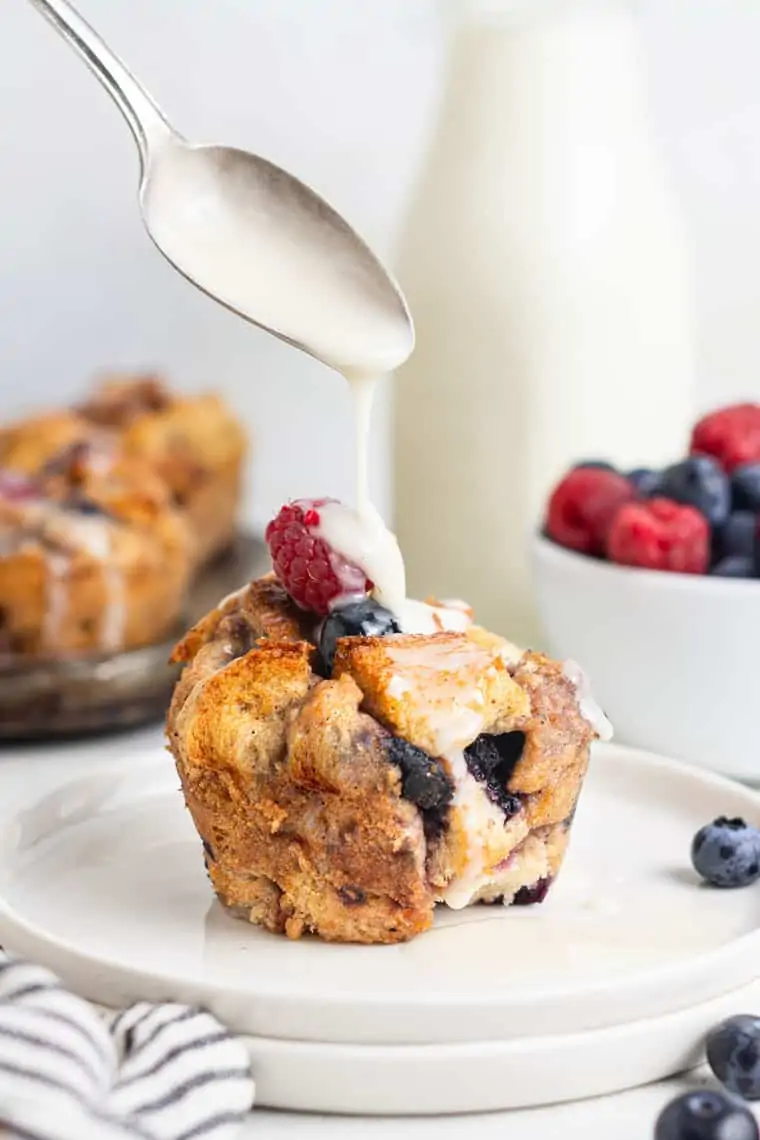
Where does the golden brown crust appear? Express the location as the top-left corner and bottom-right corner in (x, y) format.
(333, 632), (531, 750)
(167, 577), (597, 944)
(168, 638), (432, 943)
(0, 412), (98, 475)
(170, 573), (317, 665)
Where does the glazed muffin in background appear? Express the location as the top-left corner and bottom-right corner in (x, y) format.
(0, 449), (190, 658)
(0, 374), (247, 569)
(0, 373), (247, 660)
(77, 376), (246, 567)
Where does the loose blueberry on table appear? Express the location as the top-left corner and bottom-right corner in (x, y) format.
(707, 1016), (760, 1100)
(691, 817), (760, 889)
(544, 402), (760, 578)
(655, 1090), (758, 1140)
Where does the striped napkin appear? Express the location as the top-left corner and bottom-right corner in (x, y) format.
(0, 956), (254, 1140)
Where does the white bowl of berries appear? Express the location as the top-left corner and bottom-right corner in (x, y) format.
(532, 403), (760, 781)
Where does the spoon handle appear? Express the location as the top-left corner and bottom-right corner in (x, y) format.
(26, 0), (175, 169)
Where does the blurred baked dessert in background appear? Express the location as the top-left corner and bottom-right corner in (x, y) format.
(0, 447), (190, 658)
(0, 374), (247, 569)
(0, 372), (247, 660)
(77, 375), (246, 566)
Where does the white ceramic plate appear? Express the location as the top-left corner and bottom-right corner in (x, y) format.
(89, 979), (760, 1114)
(238, 979), (760, 1113)
(0, 743), (758, 1047)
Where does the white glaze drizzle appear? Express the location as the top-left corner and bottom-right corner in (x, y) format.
(12, 503), (127, 654)
(311, 314), (611, 913)
(315, 497), (407, 616)
(42, 552), (69, 652)
(383, 637), (513, 909)
(50, 513), (126, 653)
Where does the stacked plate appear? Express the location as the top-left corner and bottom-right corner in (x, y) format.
(0, 742), (758, 1115)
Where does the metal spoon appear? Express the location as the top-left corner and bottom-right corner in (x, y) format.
(26, 0), (414, 376)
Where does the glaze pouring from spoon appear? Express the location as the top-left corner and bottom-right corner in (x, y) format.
(27, 0), (417, 616)
(26, 0), (414, 379)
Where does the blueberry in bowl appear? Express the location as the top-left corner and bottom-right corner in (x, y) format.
(711, 555), (757, 579)
(713, 512), (757, 566)
(535, 401), (760, 780)
(628, 467), (664, 497)
(572, 460), (618, 473)
(659, 456), (731, 529)
(732, 464), (760, 512)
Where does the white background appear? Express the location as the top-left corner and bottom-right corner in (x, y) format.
(2, 0), (760, 528)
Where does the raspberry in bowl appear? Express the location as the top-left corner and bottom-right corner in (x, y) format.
(533, 403), (760, 780)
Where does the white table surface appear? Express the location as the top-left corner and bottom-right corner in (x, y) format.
(0, 725), (753, 1140)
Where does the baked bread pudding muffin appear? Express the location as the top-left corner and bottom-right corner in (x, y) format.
(167, 499), (611, 944)
(0, 374), (246, 567)
(0, 445), (190, 658)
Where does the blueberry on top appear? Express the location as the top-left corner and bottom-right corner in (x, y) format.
(464, 733), (525, 818)
(691, 816), (760, 888)
(318, 598), (400, 674)
(385, 736), (453, 814)
(659, 456), (731, 528)
(732, 463), (760, 512)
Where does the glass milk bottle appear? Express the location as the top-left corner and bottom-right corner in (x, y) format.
(394, 0), (695, 647)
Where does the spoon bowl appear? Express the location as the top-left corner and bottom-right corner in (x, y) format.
(27, 0), (414, 376)
(141, 140), (414, 375)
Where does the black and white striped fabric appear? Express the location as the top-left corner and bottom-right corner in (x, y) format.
(0, 955), (254, 1140)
